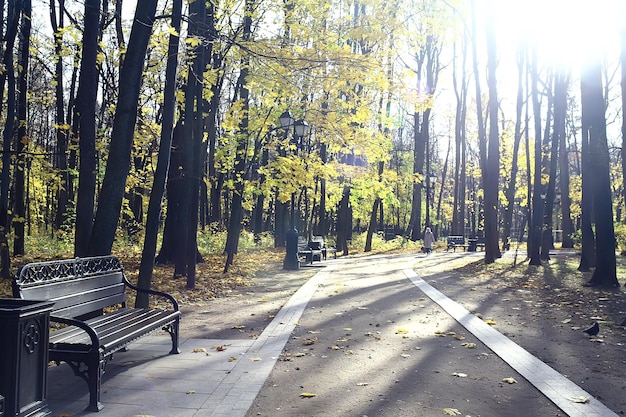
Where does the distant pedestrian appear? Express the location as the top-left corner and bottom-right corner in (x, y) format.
(423, 227), (435, 255)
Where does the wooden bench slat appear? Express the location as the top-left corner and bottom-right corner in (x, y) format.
(50, 308), (178, 351)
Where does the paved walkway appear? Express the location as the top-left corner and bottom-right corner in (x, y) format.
(46, 254), (618, 417)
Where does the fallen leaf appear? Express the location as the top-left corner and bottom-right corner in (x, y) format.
(300, 392), (317, 398)
(186, 390), (196, 394)
(232, 325), (246, 329)
(461, 342), (477, 349)
(453, 335), (465, 340)
(570, 396), (590, 403)
(356, 382), (369, 386)
(396, 327), (410, 334)
(485, 319), (497, 325)
(452, 372), (467, 378)
(249, 357), (262, 361)
(343, 327), (353, 331)
(192, 348), (207, 353)
(215, 345), (226, 351)
(562, 318), (572, 324)
(303, 337), (318, 346)
(443, 408), (462, 415)
(401, 353), (411, 358)
(501, 377), (517, 384)
(228, 356), (238, 362)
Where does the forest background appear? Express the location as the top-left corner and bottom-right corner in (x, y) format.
(0, 0), (625, 297)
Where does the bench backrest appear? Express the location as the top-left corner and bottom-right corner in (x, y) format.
(297, 236), (309, 250)
(309, 236), (325, 249)
(13, 256), (126, 319)
(447, 236), (465, 244)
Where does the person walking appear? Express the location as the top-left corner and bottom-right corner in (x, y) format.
(423, 227), (435, 254)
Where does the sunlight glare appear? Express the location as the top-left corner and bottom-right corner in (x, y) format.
(494, 0), (622, 70)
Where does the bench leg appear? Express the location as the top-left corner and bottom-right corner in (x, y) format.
(86, 350), (104, 412)
(167, 319), (181, 354)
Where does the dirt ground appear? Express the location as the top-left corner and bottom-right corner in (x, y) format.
(179, 249), (626, 416)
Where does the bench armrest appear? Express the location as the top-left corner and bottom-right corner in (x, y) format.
(123, 276), (179, 311)
(51, 315), (101, 348)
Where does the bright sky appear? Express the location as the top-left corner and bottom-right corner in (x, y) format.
(492, 0), (623, 71)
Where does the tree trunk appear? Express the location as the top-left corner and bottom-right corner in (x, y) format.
(581, 58), (619, 287)
(541, 74), (561, 261)
(365, 161), (384, 252)
(483, 4), (501, 263)
(13, 0), (31, 255)
(224, 0), (253, 272)
(51, 0), (70, 232)
(452, 39), (468, 237)
(502, 46), (525, 250)
(578, 70), (596, 271)
(0, 0), (22, 277)
(529, 47), (543, 266)
(622, 20), (626, 224)
(74, 0), (101, 257)
(135, 0), (182, 308)
(88, 0), (158, 256)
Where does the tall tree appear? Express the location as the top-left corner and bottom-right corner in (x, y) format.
(452, 37), (468, 237)
(621, 16), (626, 224)
(173, 0), (206, 285)
(482, 1), (501, 263)
(136, 0), (182, 307)
(469, 0), (486, 185)
(224, 0), (254, 272)
(581, 54), (618, 288)
(502, 46), (525, 250)
(408, 32), (440, 241)
(0, 0), (23, 277)
(88, 0), (158, 255)
(528, 46), (544, 266)
(50, 0), (71, 231)
(73, 0), (101, 257)
(13, 0), (31, 255)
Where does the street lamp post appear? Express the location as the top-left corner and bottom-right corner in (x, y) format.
(279, 111), (310, 270)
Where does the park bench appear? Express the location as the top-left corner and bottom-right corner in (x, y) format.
(446, 235), (468, 251)
(309, 236), (337, 260)
(12, 255), (181, 412)
(298, 237), (322, 264)
(468, 236), (486, 251)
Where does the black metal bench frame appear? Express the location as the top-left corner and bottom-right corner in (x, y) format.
(12, 255), (181, 412)
(297, 236), (322, 264)
(310, 236), (337, 260)
(447, 235), (468, 251)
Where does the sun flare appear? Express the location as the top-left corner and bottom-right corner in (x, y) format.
(492, 0), (623, 69)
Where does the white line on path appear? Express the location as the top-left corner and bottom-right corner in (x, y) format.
(404, 268), (619, 417)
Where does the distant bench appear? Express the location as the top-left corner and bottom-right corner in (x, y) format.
(13, 256), (181, 412)
(447, 235), (468, 251)
(298, 236), (337, 264)
(447, 236), (485, 252)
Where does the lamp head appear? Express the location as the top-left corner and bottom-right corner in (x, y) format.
(279, 111), (294, 129)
